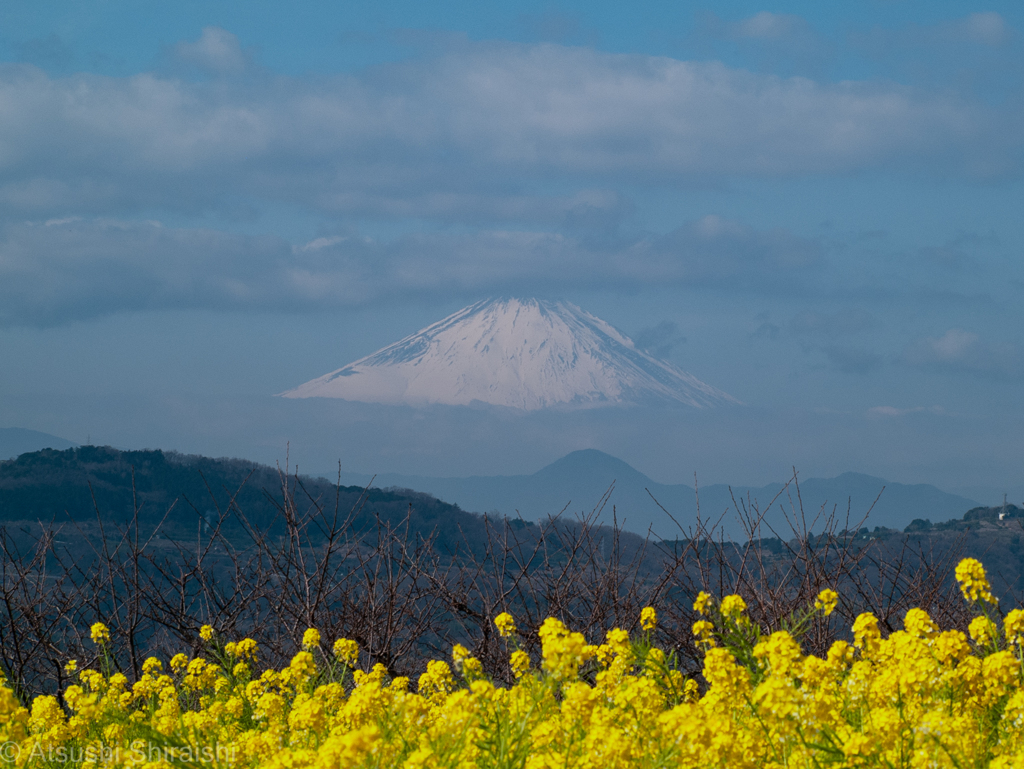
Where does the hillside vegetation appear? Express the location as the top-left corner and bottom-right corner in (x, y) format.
(0, 445), (494, 549)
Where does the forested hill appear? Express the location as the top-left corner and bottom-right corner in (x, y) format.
(0, 446), (511, 548)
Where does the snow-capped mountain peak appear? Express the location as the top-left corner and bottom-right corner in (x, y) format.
(280, 298), (738, 410)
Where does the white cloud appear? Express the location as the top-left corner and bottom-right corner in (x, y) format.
(732, 12), (804, 40)
(822, 345), (883, 374)
(0, 40), (1014, 225)
(902, 328), (1023, 378)
(959, 12), (1011, 46)
(923, 328), (977, 360)
(634, 320), (686, 359)
(0, 219), (293, 324)
(0, 214), (822, 325)
(851, 12), (1016, 74)
(790, 309), (874, 337)
(297, 236), (352, 252)
(866, 405), (944, 418)
(637, 215), (823, 285)
(867, 12), (1013, 48)
(171, 27), (250, 75)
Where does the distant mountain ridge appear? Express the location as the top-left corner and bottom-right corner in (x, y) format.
(281, 298), (737, 410)
(0, 445), (982, 545)
(0, 428), (77, 459)
(338, 449), (979, 540)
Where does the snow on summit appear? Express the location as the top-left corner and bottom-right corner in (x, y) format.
(281, 298), (738, 410)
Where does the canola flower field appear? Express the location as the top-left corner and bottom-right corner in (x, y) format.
(2, 558), (1024, 767)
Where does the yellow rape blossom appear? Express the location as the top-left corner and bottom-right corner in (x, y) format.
(333, 637), (358, 666)
(537, 617), (595, 680)
(970, 615), (998, 646)
(956, 557), (997, 604)
(814, 588), (839, 616)
(693, 590), (712, 615)
(852, 612), (881, 653)
(89, 622), (110, 645)
(692, 619), (715, 647)
(302, 627), (321, 650)
(236, 637), (259, 660)
(510, 650), (531, 678)
(720, 594), (747, 618)
(1006, 609), (1024, 646)
(904, 607), (939, 638)
(494, 612), (516, 637)
(640, 606), (657, 631)
(418, 659), (454, 703)
(8, 562), (1024, 769)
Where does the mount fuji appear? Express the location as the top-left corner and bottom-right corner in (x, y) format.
(281, 298), (738, 411)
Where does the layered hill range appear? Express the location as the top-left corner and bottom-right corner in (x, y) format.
(340, 449), (980, 541)
(0, 427), (77, 460)
(281, 298), (737, 410)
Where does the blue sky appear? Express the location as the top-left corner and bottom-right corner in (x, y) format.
(1, 1), (1022, 503)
